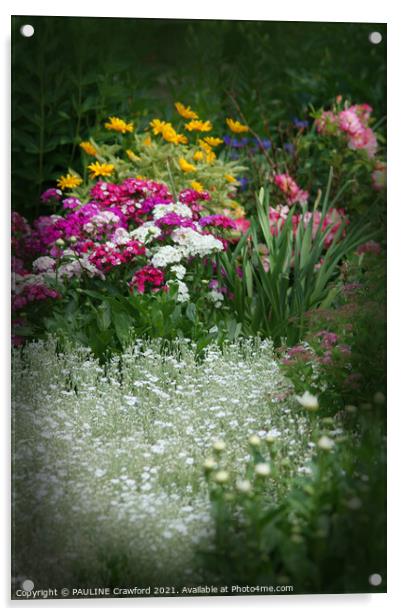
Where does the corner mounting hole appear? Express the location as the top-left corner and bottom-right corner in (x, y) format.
(22, 579), (34, 591)
(20, 24), (35, 38)
(369, 31), (382, 45)
(369, 573), (382, 586)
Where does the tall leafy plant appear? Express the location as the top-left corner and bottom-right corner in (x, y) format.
(218, 170), (374, 344)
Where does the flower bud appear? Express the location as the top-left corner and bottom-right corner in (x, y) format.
(317, 436), (335, 451)
(213, 470), (229, 484)
(254, 463), (271, 477)
(212, 440), (226, 453)
(236, 479), (252, 493)
(203, 457), (216, 472)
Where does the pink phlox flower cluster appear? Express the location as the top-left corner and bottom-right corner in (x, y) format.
(208, 279), (228, 294)
(62, 197), (82, 210)
(41, 188), (63, 204)
(356, 240), (381, 256)
(316, 330), (339, 347)
(12, 279), (59, 310)
(199, 215), (237, 229)
(268, 206), (347, 247)
(129, 266), (165, 294)
(11, 256), (29, 276)
(316, 102), (378, 158)
(178, 188), (211, 205)
(314, 111), (339, 135)
(154, 213), (198, 229)
(274, 174), (309, 205)
(88, 240), (145, 272)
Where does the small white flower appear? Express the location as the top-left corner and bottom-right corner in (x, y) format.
(317, 436), (335, 451)
(296, 391), (319, 411)
(170, 264), (187, 280)
(152, 201), (193, 220)
(151, 245), (185, 267)
(236, 479), (252, 493)
(212, 440), (226, 452)
(248, 435), (261, 447)
(213, 470), (229, 484)
(203, 457), (216, 471)
(255, 463), (271, 477)
(131, 222), (162, 245)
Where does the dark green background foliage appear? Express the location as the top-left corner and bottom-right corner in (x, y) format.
(12, 16), (386, 216)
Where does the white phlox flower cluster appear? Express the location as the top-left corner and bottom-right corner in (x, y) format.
(152, 201), (193, 220)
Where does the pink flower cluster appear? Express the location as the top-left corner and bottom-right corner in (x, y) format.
(274, 174), (309, 205)
(11, 177), (230, 331)
(129, 266), (165, 294)
(315, 102), (378, 158)
(88, 240), (145, 272)
(12, 282), (59, 311)
(268, 205), (348, 248)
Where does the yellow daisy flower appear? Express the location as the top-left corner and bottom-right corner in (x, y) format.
(226, 118), (249, 133)
(79, 141), (97, 156)
(190, 181), (204, 192)
(228, 201), (246, 218)
(197, 139), (212, 154)
(56, 173), (83, 190)
(193, 150), (204, 161)
(104, 116), (134, 134)
(161, 123), (177, 142)
(174, 102), (198, 120)
(150, 119), (166, 135)
(178, 158), (196, 173)
(203, 136), (223, 147)
(88, 162), (115, 179)
(185, 119), (212, 132)
(175, 133), (188, 145)
(224, 173), (237, 183)
(205, 150), (216, 164)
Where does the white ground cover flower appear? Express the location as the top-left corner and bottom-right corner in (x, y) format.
(12, 338), (335, 588)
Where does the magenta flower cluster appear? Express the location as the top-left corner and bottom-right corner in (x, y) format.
(11, 177), (237, 338)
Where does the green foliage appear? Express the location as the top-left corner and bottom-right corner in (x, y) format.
(203, 407), (386, 593)
(35, 277), (243, 359)
(66, 131), (246, 215)
(12, 16), (386, 216)
(280, 249), (387, 409)
(218, 171), (374, 345)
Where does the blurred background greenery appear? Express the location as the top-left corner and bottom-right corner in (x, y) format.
(11, 16), (386, 216)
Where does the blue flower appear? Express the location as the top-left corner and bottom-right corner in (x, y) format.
(284, 143), (295, 155)
(293, 117), (309, 130)
(223, 135), (249, 149)
(238, 177), (249, 191)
